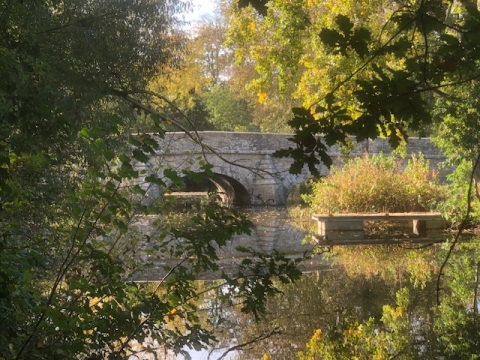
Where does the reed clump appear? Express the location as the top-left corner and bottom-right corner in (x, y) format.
(304, 154), (445, 214)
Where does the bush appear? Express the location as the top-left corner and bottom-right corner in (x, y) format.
(303, 154), (445, 213)
(434, 159), (480, 225)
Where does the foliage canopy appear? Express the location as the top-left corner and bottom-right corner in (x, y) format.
(234, 0), (480, 176)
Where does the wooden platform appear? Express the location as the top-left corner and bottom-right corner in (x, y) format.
(312, 212), (446, 245)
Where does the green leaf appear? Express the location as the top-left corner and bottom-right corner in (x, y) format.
(335, 14), (353, 36)
(140, 134), (160, 151)
(325, 93), (335, 106)
(319, 28), (342, 50)
(119, 154), (130, 163)
(79, 128), (90, 139)
(93, 138), (105, 154)
(132, 149), (149, 163)
(145, 174), (167, 187)
(103, 149), (115, 162)
(113, 219), (128, 234)
(418, 13), (445, 34)
(200, 163), (214, 177)
(164, 168), (183, 187)
(292, 107), (312, 118)
(351, 28), (371, 58)
(105, 180), (116, 192)
(289, 159), (304, 175)
(132, 184), (146, 195)
(128, 135), (142, 147)
(23, 270), (32, 283)
(440, 33), (459, 46)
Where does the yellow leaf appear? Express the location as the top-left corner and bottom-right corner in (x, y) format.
(257, 92), (267, 104)
(312, 328), (322, 340)
(167, 308), (177, 316)
(249, 22), (256, 31)
(263, 354), (271, 360)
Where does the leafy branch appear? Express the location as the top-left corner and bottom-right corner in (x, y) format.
(436, 156), (480, 305)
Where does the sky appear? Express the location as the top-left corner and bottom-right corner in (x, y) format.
(183, 0), (217, 24)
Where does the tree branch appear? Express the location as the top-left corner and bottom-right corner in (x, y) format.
(110, 87), (273, 178)
(15, 184), (119, 359)
(436, 155), (480, 306)
(209, 327), (283, 360)
(308, 12), (418, 110)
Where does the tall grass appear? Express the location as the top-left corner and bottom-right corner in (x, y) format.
(303, 154), (445, 213)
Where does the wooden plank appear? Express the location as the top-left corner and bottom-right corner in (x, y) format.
(322, 230), (364, 241)
(312, 212), (443, 222)
(320, 220), (364, 232)
(413, 219), (446, 229)
(319, 220), (365, 241)
(413, 219), (447, 236)
(312, 212), (446, 246)
(313, 235), (446, 245)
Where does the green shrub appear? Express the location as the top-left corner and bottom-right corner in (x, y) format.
(433, 159), (480, 225)
(303, 154), (445, 213)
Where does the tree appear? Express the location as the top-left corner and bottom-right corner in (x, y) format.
(226, 35), (299, 133)
(229, 0), (434, 140)
(146, 1), (254, 132)
(231, 80), (296, 133)
(232, 0), (480, 174)
(230, 0), (395, 112)
(193, 4), (235, 86)
(204, 84), (258, 131)
(0, 1), (304, 358)
(146, 23), (215, 132)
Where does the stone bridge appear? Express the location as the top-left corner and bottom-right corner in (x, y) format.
(133, 132), (447, 206)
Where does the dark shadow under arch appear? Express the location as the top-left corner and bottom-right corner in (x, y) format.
(170, 172), (251, 206)
(209, 173), (251, 206)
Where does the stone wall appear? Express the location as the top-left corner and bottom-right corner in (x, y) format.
(133, 132), (448, 206)
(159, 131), (449, 180)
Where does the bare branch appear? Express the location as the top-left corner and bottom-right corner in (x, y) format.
(209, 327), (283, 360)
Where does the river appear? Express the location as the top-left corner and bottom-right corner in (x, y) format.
(133, 206), (330, 282)
(127, 201), (480, 360)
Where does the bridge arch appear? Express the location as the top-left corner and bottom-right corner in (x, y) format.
(208, 173), (251, 206)
(170, 172), (251, 206)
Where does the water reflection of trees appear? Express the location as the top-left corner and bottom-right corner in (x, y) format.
(201, 243), (448, 360)
(297, 241), (480, 359)
(204, 241), (480, 360)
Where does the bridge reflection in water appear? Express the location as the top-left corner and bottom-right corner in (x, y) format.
(132, 207), (329, 282)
